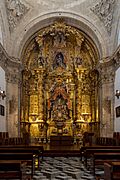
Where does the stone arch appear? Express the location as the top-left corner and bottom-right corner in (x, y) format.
(9, 11), (107, 60)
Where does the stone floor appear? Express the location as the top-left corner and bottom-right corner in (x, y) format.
(23, 156), (104, 180)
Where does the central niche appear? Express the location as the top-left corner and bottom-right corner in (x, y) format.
(21, 20), (99, 141)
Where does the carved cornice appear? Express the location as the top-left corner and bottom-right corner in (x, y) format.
(91, 0), (115, 35)
(0, 43), (21, 68)
(97, 45), (120, 84)
(5, 0), (29, 32)
(98, 58), (115, 84)
(0, 43), (22, 83)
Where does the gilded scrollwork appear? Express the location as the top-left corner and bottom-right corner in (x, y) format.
(21, 20), (100, 138)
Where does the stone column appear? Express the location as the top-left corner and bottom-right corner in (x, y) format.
(99, 60), (115, 137)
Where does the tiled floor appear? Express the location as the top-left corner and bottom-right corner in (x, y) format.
(24, 156), (104, 180)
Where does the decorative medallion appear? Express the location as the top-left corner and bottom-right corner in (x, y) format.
(5, 0), (29, 32)
(91, 0), (115, 35)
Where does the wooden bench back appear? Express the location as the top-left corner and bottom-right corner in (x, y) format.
(94, 152), (120, 160)
(93, 153), (120, 175)
(104, 162), (120, 180)
(0, 160), (22, 179)
(0, 152), (33, 160)
(84, 149), (120, 168)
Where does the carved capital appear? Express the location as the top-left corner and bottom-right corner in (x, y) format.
(6, 70), (21, 84)
(101, 70), (115, 84)
(0, 43), (22, 69)
(99, 60), (115, 84)
(91, 0), (115, 35)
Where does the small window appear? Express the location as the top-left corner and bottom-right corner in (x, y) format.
(0, 105), (5, 116)
(116, 106), (120, 118)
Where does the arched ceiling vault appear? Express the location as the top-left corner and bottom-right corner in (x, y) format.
(13, 13), (106, 61)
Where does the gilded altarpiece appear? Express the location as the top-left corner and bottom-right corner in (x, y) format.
(21, 21), (99, 142)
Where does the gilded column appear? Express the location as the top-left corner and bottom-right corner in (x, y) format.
(38, 69), (44, 121)
(76, 69), (82, 121)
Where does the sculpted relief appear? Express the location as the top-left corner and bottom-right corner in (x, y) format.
(5, 0), (29, 31)
(91, 0), (115, 34)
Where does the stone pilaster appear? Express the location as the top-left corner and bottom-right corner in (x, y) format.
(98, 59), (115, 137)
(0, 43), (22, 137)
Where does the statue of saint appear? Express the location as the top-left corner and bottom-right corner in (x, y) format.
(53, 52), (66, 69)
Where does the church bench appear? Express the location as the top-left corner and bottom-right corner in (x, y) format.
(0, 145), (44, 161)
(104, 162), (120, 180)
(0, 160), (23, 179)
(0, 147), (42, 168)
(93, 152), (120, 175)
(0, 152), (34, 175)
(84, 148), (120, 168)
(80, 146), (120, 161)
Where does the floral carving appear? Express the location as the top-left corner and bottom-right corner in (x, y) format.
(91, 0), (115, 34)
(5, 0), (29, 32)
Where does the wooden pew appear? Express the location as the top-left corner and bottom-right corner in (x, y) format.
(0, 160), (22, 179)
(0, 153), (34, 175)
(96, 137), (116, 146)
(0, 145), (44, 161)
(0, 147), (42, 167)
(80, 146), (120, 161)
(84, 148), (120, 168)
(0, 145), (44, 170)
(104, 162), (120, 180)
(93, 152), (120, 175)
